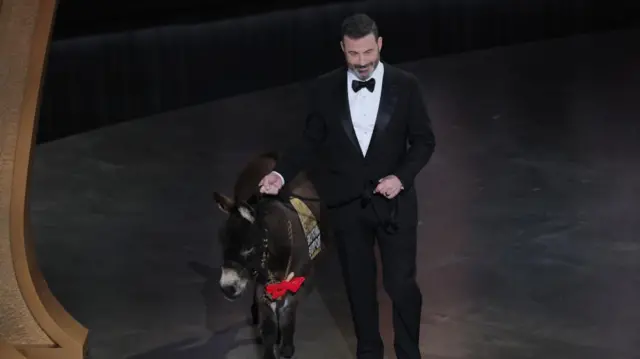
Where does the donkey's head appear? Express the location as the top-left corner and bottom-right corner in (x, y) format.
(213, 192), (260, 301)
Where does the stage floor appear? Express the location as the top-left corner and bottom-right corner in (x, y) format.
(30, 27), (640, 359)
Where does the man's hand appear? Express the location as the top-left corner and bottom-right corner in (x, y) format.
(259, 172), (284, 195)
(374, 175), (404, 199)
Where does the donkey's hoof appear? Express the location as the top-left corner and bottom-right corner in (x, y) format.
(281, 344), (295, 358)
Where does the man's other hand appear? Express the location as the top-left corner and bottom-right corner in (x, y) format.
(374, 175), (404, 199)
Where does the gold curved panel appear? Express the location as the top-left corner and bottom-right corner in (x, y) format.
(0, 342), (27, 359)
(0, 0), (88, 358)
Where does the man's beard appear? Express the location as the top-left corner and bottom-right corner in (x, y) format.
(349, 58), (380, 80)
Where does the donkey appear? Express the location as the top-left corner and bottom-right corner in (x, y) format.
(213, 152), (332, 359)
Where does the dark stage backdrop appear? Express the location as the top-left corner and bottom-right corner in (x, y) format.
(37, 0), (640, 143)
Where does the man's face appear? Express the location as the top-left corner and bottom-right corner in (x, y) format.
(341, 33), (383, 80)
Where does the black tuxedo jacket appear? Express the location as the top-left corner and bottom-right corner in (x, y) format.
(275, 63), (436, 219)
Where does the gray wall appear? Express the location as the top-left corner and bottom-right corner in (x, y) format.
(38, 0), (640, 142)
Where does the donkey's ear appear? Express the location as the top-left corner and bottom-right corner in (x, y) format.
(213, 192), (235, 213)
(236, 202), (255, 223)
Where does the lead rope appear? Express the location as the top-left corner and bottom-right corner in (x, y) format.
(284, 218), (294, 276)
(272, 185), (399, 234)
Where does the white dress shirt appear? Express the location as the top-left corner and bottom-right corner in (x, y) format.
(347, 61), (384, 156)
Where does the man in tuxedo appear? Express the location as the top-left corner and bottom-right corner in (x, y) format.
(258, 13), (435, 359)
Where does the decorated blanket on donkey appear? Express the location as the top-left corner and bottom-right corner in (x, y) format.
(260, 192), (326, 300)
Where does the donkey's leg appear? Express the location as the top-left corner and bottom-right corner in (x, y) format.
(251, 285), (259, 326)
(258, 300), (280, 359)
(278, 297), (298, 358)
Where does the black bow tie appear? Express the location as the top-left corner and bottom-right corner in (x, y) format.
(352, 78), (375, 93)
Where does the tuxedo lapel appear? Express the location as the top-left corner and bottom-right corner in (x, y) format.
(336, 72), (363, 157)
(367, 67), (399, 156)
